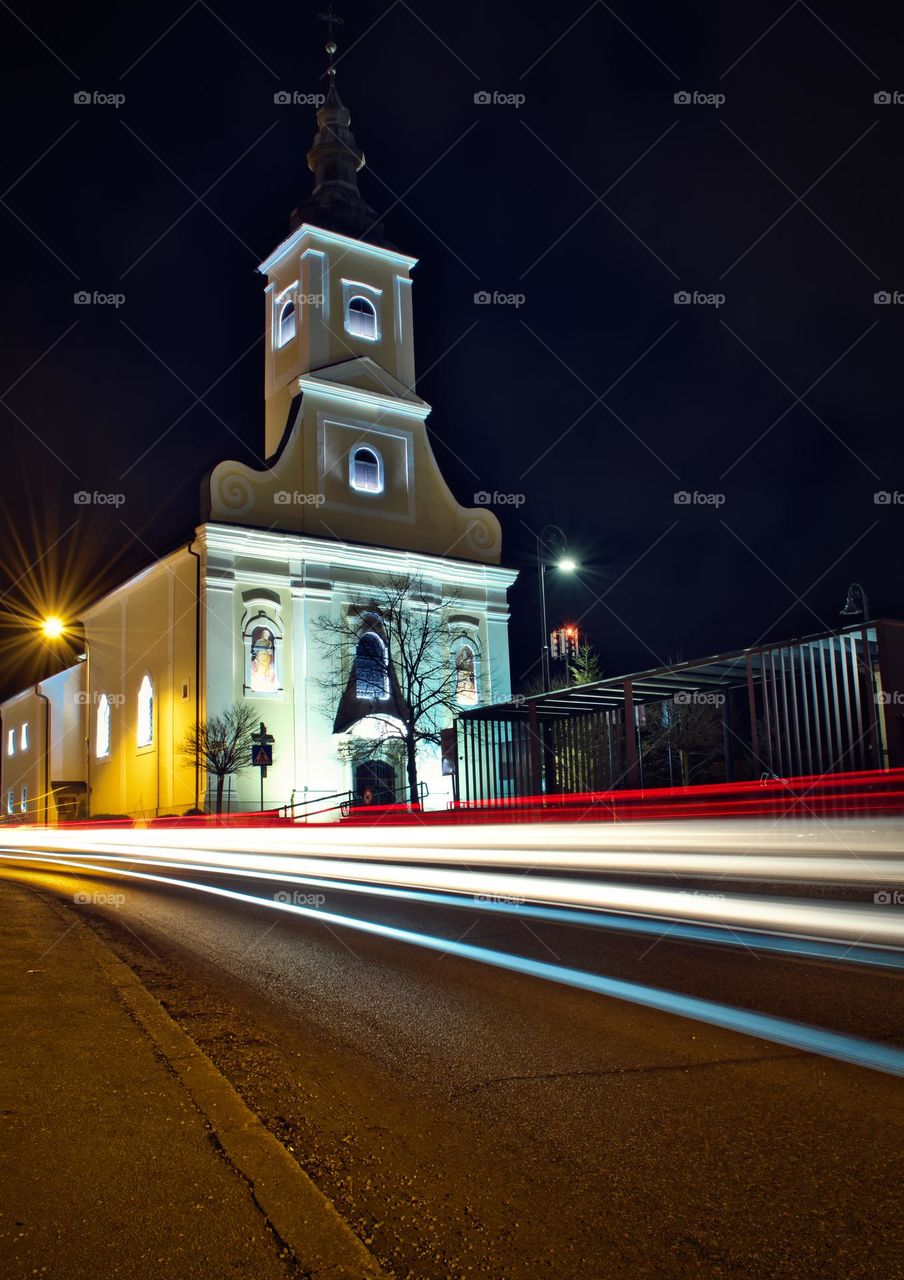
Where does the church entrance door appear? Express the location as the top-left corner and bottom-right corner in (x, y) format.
(354, 760), (396, 806)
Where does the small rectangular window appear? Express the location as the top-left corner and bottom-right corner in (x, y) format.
(20, 785), (27, 814)
(181, 680), (190, 702)
(20, 723), (28, 751)
(6, 729), (14, 756)
(6, 790), (13, 816)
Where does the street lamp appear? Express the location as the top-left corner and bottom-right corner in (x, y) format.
(536, 525), (578, 692)
(840, 582), (870, 621)
(40, 616), (91, 818)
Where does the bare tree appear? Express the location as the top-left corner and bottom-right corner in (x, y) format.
(640, 696), (724, 787)
(316, 574), (469, 805)
(179, 702), (259, 814)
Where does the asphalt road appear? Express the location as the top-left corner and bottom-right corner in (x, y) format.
(2, 850), (903, 1280)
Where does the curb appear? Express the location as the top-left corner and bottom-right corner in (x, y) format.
(46, 894), (390, 1280)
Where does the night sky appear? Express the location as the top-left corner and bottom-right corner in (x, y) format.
(2, 0), (903, 700)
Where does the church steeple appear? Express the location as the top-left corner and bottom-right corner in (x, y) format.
(289, 9), (385, 244)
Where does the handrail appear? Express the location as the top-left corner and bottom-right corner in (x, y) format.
(279, 779), (429, 822)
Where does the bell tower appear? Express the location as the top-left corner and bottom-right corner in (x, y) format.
(206, 11), (502, 566)
(259, 14), (415, 458)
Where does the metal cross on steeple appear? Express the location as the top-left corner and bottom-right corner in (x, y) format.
(317, 5), (344, 79)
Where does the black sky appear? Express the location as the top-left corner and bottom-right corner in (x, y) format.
(2, 0), (903, 699)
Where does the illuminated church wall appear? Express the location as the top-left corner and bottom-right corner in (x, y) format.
(84, 549), (200, 818)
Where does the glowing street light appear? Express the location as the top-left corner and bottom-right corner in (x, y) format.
(536, 527), (579, 692)
(41, 616), (65, 639)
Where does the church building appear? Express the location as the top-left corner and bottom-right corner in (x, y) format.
(1, 54), (516, 821)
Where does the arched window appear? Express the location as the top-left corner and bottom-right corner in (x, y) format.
(96, 694), (111, 759)
(346, 294), (377, 339)
(276, 299), (296, 347)
(455, 644), (478, 706)
(249, 624), (279, 694)
(137, 674), (154, 748)
(356, 632), (389, 701)
(350, 446), (383, 494)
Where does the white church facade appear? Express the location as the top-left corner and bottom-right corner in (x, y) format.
(1, 70), (516, 820)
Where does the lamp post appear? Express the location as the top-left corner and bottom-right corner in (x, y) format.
(536, 525), (578, 692)
(41, 617), (90, 819)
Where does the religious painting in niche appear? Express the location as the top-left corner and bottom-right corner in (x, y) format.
(250, 625), (279, 693)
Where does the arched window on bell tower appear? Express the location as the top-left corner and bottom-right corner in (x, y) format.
(276, 298), (296, 347)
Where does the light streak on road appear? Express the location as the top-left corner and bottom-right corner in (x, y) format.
(3, 844), (902, 971)
(3, 849), (903, 1080)
(2, 818), (903, 883)
(2, 835), (902, 948)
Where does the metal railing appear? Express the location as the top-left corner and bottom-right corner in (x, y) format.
(279, 780), (428, 822)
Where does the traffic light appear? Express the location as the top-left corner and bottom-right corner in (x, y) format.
(550, 625), (580, 661)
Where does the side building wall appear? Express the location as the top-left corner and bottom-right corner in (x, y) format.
(85, 548), (201, 819)
(1, 665), (86, 822)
